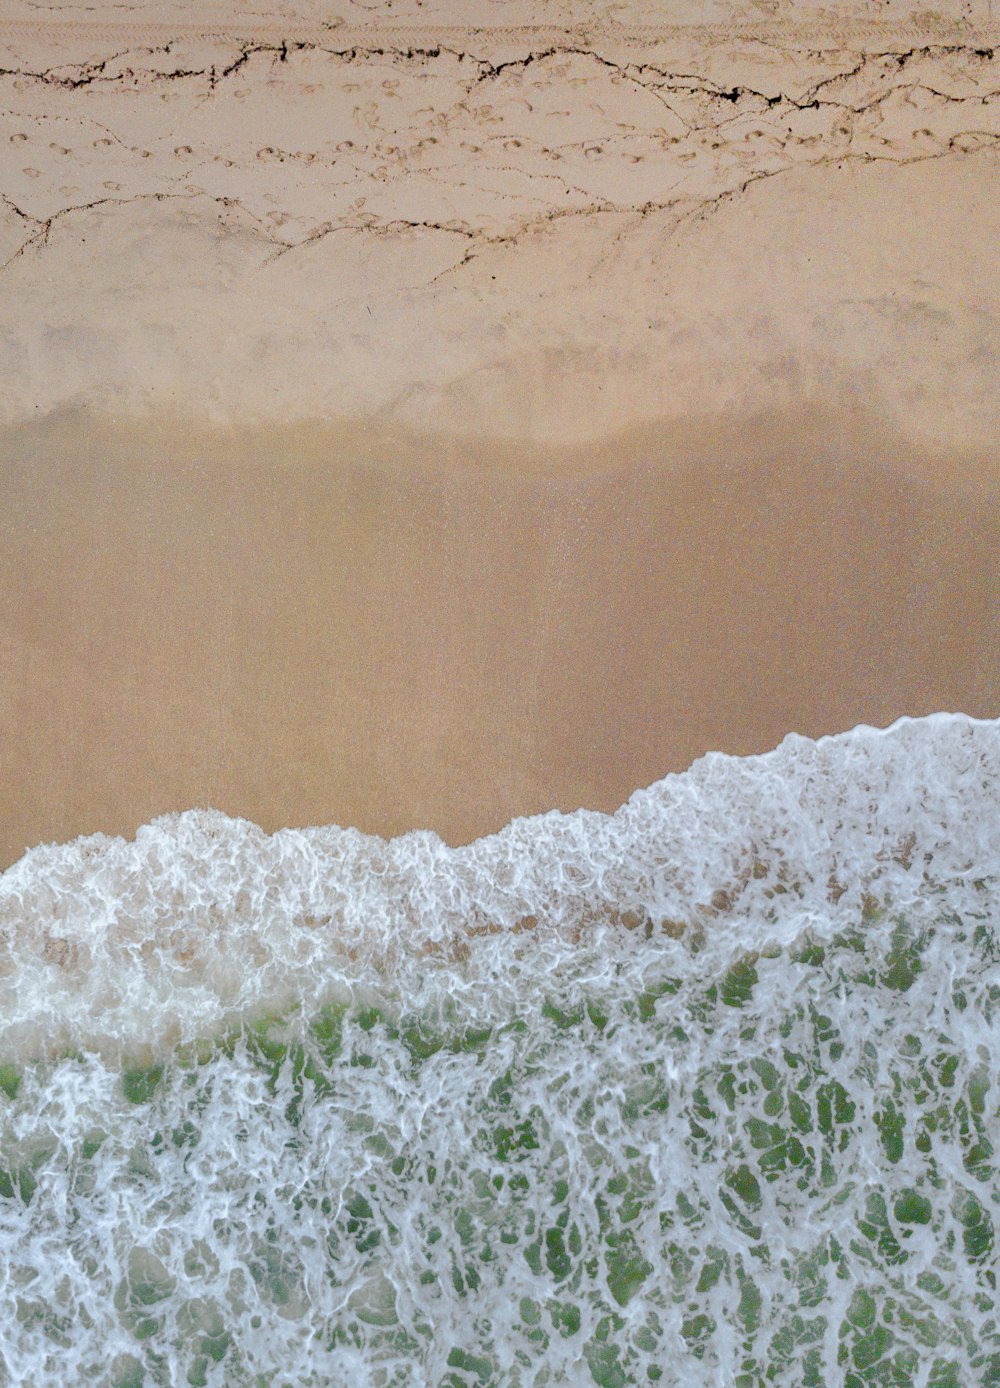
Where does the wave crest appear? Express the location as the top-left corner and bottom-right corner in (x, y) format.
(0, 713), (997, 1060)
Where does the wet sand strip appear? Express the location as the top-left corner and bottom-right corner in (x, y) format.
(0, 404), (997, 868)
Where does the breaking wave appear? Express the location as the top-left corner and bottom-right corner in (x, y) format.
(0, 714), (997, 1385)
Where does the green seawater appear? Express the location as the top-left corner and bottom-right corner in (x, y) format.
(1, 894), (997, 1387)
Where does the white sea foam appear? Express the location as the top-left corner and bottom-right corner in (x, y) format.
(0, 716), (994, 1060)
(0, 715), (997, 1386)
(0, 714), (996, 1061)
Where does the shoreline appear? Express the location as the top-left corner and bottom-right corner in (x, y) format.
(0, 710), (994, 1063)
(1, 403), (997, 870)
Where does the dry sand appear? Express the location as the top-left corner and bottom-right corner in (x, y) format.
(0, 2), (998, 865)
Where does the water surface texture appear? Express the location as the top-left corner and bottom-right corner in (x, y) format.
(0, 715), (997, 1385)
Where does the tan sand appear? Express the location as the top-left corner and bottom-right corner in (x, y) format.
(0, 3), (998, 864)
(0, 404), (996, 867)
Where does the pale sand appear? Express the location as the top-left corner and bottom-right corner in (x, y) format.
(0, 405), (996, 867)
(1, 11), (999, 452)
(0, 4), (998, 865)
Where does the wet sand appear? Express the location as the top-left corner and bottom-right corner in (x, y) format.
(1, 404), (996, 869)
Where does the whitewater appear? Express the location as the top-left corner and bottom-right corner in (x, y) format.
(0, 713), (997, 1386)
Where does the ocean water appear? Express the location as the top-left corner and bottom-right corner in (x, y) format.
(0, 714), (997, 1387)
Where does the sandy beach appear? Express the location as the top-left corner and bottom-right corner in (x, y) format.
(1, 403), (996, 867)
(2, 13), (1000, 1375)
(1, 0), (998, 865)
